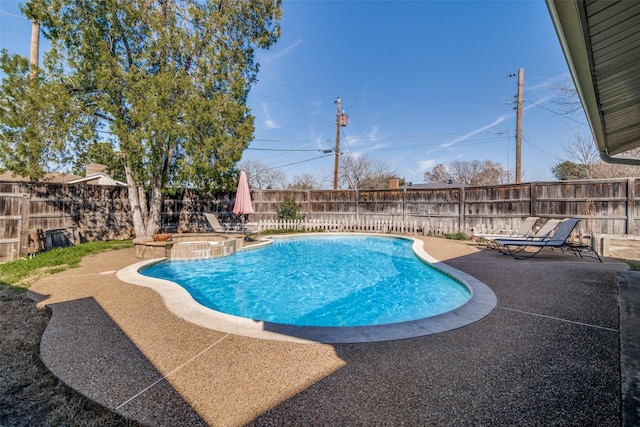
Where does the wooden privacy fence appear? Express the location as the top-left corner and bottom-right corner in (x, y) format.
(248, 178), (639, 237)
(1, 177), (639, 262)
(0, 181), (134, 262)
(0, 192), (30, 262)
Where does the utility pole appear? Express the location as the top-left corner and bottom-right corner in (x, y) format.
(333, 97), (341, 189)
(515, 68), (524, 183)
(333, 97), (348, 190)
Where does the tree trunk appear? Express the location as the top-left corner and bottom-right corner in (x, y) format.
(123, 157), (147, 237)
(145, 185), (163, 236)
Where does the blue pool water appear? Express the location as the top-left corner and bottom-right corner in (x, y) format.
(141, 235), (471, 327)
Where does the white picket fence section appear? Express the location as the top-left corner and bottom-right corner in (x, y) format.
(256, 218), (460, 236)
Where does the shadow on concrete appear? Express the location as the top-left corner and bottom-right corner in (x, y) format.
(38, 295), (207, 426)
(619, 270), (640, 427)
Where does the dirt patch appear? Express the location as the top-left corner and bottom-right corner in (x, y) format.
(0, 287), (141, 426)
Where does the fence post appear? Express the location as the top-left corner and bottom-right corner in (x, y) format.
(459, 186), (465, 232)
(403, 188), (407, 222)
(628, 178), (636, 235)
(530, 182), (537, 218)
(19, 193), (31, 258)
(355, 188), (359, 224)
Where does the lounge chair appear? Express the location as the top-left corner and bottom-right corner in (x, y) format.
(472, 216), (540, 244)
(493, 218), (601, 261)
(204, 213), (233, 233)
(205, 213), (259, 240)
(485, 218), (562, 249)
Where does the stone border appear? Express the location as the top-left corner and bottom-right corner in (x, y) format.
(117, 233), (497, 343)
(133, 233), (240, 260)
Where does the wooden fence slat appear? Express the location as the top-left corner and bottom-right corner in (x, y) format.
(0, 238), (20, 244)
(18, 194), (30, 258)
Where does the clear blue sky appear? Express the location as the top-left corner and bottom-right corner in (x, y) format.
(0, 0), (589, 186)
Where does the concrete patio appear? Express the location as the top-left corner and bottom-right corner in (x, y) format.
(28, 236), (639, 426)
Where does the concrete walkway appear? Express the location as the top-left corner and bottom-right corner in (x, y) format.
(28, 236), (639, 426)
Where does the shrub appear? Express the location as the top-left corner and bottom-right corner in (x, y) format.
(276, 195), (305, 220)
(443, 232), (470, 241)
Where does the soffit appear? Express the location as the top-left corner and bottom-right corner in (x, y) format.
(547, 0), (640, 163)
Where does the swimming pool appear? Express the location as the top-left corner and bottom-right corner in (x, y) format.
(141, 235), (470, 327)
(118, 233), (497, 343)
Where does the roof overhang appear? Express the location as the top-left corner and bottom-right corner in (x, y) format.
(546, 0), (640, 165)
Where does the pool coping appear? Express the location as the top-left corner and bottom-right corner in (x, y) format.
(116, 233), (497, 343)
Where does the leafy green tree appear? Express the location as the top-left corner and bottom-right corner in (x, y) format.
(2, 0), (282, 237)
(72, 141), (126, 182)
(0, 51), (96, 179)
(551, 160), (586, 180)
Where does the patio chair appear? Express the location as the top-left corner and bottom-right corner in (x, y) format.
(205, 213), (259, 240)
(492, 218), (601, 261)
(204, 213), (233, 233)
(472, 216), (539, 244)
(485, 218), (562, 249)
(240, 221), (260, 241)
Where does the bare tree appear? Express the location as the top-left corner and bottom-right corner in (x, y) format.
(562, 132), (599, 179)
(424, 164), (451, 183)
(477, 160), (514, 184)
(553, 133), (640, 179)
(238, 159), (287, 189)
(288, 173), (318, 189)
(552, 80), (640, 178)
(552, 78), (584, 116)
(425, 160), (511, 185)
(590, 148), (640, 178)
(337, 153), (398, 190)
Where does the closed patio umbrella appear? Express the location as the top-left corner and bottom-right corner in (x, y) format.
(233, 170), (254, 219)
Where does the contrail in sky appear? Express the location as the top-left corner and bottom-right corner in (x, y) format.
(441, 114), (510, 148)
(440, 93), (556, 149)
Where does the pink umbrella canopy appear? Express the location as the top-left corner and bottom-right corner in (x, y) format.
(232, 170), (254, 215)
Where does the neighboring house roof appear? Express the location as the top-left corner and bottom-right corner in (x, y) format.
(0, 170), (126, 186)
(66, 173), (127, 187)
(0, 170), (28, 182)
(400, 182), (464, 189)
(546, 0), (640, 165)
(0, 171), (83, 183)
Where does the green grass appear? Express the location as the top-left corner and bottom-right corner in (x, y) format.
(0, 240), (133, 290)
(625, 260), (640, 271)
(443, 232), (470, 241)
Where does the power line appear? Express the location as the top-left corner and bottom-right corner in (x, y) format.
(260, 154), (333, 171)
(247, 147), (329, 152)
(521, 133), (558, 171)
(343, 95), (358, 111)
(525, 99), (588, 125)
(252, 130), (511, 145)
